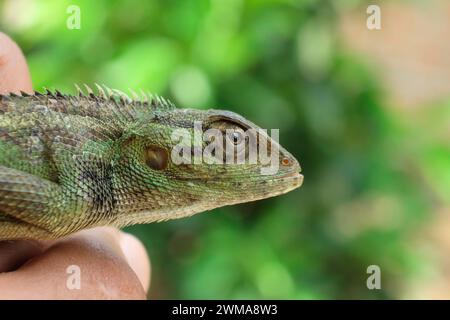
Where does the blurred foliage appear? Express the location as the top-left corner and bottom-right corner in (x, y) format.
(1, 0), (448, 299)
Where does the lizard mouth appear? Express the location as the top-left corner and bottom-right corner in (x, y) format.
(274, 170), (304, 191)
(227, 169), (303, 205)
(278, 169), (303, 179)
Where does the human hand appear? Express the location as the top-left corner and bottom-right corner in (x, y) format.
(0, 32), (150, 299)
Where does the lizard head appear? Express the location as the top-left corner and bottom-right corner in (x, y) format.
(115, 108), (303, 225)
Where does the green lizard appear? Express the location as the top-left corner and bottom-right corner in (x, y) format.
(0, 85), (303, 240)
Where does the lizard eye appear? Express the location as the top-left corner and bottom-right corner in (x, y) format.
(145, 146), (168, 170)
(227, 130), (243, 145)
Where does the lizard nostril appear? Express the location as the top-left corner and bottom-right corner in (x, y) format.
(281, 158), (290, 166)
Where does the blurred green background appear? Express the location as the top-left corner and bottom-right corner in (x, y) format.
(1, 0), (448, 299)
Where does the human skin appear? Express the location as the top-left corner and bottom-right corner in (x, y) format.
(0, 32), (150, 299)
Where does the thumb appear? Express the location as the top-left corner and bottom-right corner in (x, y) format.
(0, 32), (33, 94)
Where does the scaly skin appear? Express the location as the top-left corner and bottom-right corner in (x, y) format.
(0, 86), (303, 240)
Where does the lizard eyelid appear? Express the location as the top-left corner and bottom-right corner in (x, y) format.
(206, 119), (248, 132)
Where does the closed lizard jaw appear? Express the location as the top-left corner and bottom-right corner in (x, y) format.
(274, 164), (303, 194)
(279, 170), (304, 193)
(268, 153), (303, 194)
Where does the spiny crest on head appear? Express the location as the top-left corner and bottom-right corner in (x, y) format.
(74, 84), (176, 110)
(0, 84), (176, 111)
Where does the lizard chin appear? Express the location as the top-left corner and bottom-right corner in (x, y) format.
(216, 169), (304, 206)
(277, 171), (304, 192)
(111, 171), (304, 228)
(258, 170), (303, 199)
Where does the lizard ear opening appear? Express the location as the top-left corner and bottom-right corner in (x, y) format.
(145, 146), (169, 170)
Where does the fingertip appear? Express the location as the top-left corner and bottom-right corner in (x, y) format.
(0, 32), (33, 94)
(119, 232), (151, 293)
